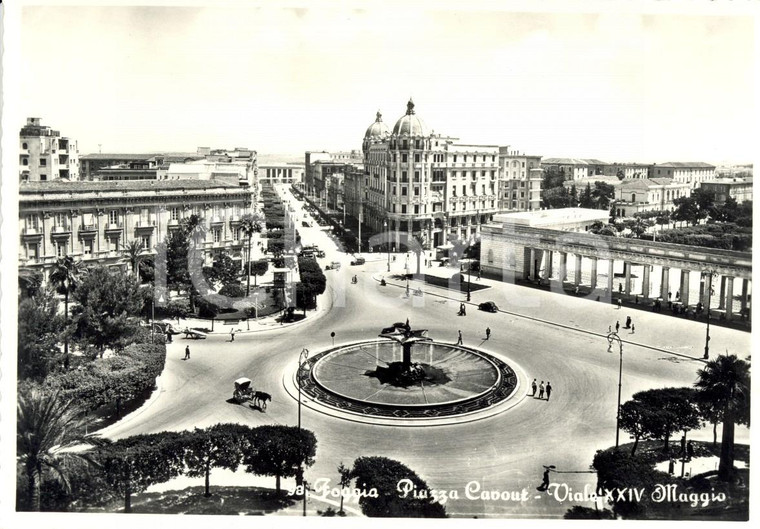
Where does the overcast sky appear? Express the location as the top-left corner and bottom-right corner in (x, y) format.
(16, 3), (756, 163)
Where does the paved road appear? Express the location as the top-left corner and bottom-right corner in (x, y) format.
(102, 186), (751, 518)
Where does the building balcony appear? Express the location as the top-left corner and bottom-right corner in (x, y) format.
(22, 227), (42, 237)
(134, 221), (156, 231)
(104, 222), (123, 232)
(51, 225), (72, 237)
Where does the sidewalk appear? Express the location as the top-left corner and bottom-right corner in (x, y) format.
(373, 257), (751, 362)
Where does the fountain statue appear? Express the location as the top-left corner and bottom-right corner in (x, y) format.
(373, 320), (440, 386)
(379, 319), (432, 369)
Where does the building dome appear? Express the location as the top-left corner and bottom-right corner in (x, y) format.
(364, 111), (390, 139)
(392, 99), (428, 137)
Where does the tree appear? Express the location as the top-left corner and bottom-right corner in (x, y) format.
(672, 196), (701, 226)
(18, 289), (65, 380)
(71, 265), (144, 355)
(49, 256), (83, 369)
(541, 166), (565, 189)
(242, 425), (317, 494)
(630, 388), (702, 453)
(121, 239), (145, 276)
(239, 213), (264, 296)
(18, 268), (43, 299)
(97, 432), (186, 513)
(618, 399), (654, 456)
(203, 253), (241, 287)
(694, 355), (751, 481)
(593, 182), (616, 210)
(337, 461), (351, 515)
(183, 425), (244, 497)
(580, 183), (595, 208)
(249, 259), (269, 287)
(16, 388), (100, 511)
(349, 456), (447, 518)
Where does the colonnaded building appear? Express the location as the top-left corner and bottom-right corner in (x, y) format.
(19, 177), (254, 282)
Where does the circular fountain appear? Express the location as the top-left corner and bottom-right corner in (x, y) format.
(292, 322), (524, 424)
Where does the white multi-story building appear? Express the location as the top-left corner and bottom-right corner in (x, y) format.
(613, 177), (691, 217)
(19, 118), (79, 182)
(499, 147), (542, 211)
(361, 100), (503, 250)
(19, 178), (254, 281)
(649, 162), (716, 189)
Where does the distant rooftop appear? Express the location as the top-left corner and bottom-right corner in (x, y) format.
(492, 207), (609, 227)
(656, 162), (716, 168)
(19, 179), (241, 195)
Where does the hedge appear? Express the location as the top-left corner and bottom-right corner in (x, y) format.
(48, 343), (166, 414)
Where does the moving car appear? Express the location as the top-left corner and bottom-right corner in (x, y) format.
(325, 261), (341, 271)
(350, 256), (366, 266)
(478, 301), (499, 313)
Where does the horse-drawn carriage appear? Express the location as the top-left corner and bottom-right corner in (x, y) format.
(232, 377), (271, 410)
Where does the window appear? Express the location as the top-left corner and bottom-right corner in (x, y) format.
(109, 210), (119, 225)
(171, 207), (180, 221)
(414, 153), (420, 163)
(401, 187), (407, 196)
(402, 140), (408, 150)
(462, 185), (466, 195)
(213, 228), (221, 243)
(414, 205), (419, 214)
(56, 242), (67, 258)
(83, 240), (93, 256)
(141, 235), (151, 249)
(393, 186), (397, 196)
(414, 171), (420, 181)
(40, 159), (47, 167)
(453, 155), (457, 162)
(392, 153), (396, 162)
(40, 174), (47, 181)
(402, 154), (408, 163)
(27, 242), (39, 260)
(233, 228), (240, 241)
(415, 140), (421, 149)
(414, 187), (420, 196)
(109, 236), (119, 252)
(22, 142), (28, 149)
(402, 171), (407, 181)
(22, 158), (28, 166)
(401, 205), (407, 214)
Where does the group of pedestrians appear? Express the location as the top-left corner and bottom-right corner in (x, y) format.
(530, 378), (552, 401)
(611, 315), (635, 334)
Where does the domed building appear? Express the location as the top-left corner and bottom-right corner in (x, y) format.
(360, 99), (503, 252)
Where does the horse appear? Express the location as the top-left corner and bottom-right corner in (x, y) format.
(252, 391), (272, 411)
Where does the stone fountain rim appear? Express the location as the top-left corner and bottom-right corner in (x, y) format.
(307, 339), (504, 409)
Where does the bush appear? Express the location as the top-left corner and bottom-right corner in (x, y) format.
(47, 343), (166, 415)
(219, 283), (246, 299)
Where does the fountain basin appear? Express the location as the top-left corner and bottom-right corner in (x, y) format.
(296, 340), (518, 419)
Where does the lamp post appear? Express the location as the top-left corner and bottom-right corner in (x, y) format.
(384, 219), (390, 272)
(297, 347), (309, 431)
(702, 272), (714, 359)
(405, 256), (410, 297)
(606, 331), (624, 448)
(151, 296), (155, 344)
(467, 256), (472, 302)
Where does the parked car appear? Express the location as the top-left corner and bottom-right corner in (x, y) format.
(325, 261), (341, 271)
(478, 301), (499, 313)
(350, 257), (366, 266)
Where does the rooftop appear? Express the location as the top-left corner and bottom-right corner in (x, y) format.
(19, 179), (242, 195)
(656, 162), (716, 168)
(491, 207), (609, 227)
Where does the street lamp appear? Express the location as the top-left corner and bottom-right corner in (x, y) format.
(384, 219), (390, 272)
(701, 272), (714, 359)
(405, 256), (410, 296)
(297, 348), (309, 431)
(606, 331), (624, 448)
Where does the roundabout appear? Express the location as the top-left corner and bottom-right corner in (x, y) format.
(286, 324), (527, 426)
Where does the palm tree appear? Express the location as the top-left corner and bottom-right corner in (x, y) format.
(18, 268), (43, 299)
(121, 239), (145, 276)
(694, 354), (751, 481)
(49, 256), (82, 369)
(17, 388), (100, 511)
(240, 213), (264, 296)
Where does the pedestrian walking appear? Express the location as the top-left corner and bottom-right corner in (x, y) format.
(631, 323), (635, 334)
(541, 468), (551, 491)
(184, 345), (190, 360)
(546, 382), (552, 401)
(230, 329), (236, 342)
(617, 298), (622, 309)
(608, 325), (612, 333)
(625, 316), (632, 329)
(538, 381), (545, 399)
(574, 286), (579, 295)
(615, 321), (620, 333)
(456, 330), (463, 345)
(485, 327), (491, 340)
(477, 269), (482, 281)
(618, 283), (623, 293)
(531, 378), (537, 396)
